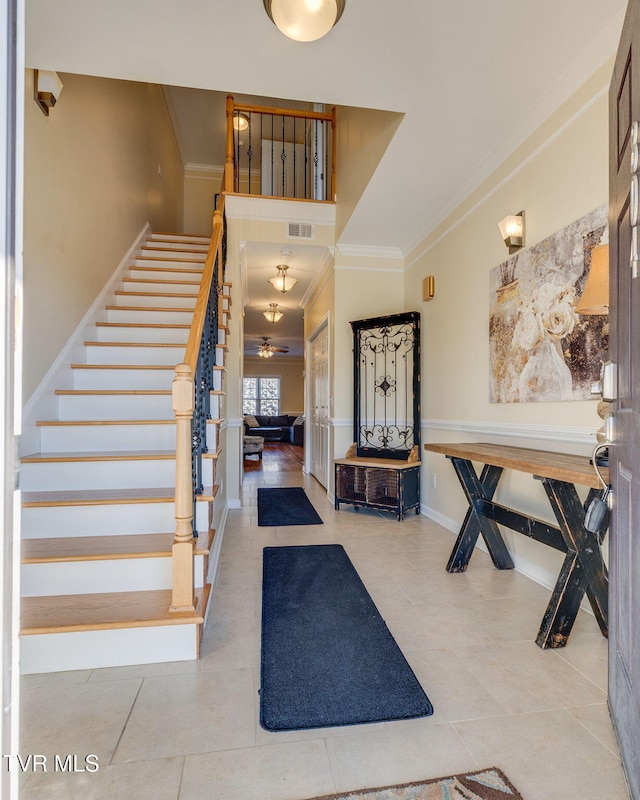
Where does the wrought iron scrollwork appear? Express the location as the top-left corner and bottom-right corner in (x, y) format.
(351, 312), (420, 460)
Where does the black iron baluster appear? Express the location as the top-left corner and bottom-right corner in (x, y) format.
(324, 120), (329, 201)
(247, 113), (253, 195)
(293, 116), (296, 198)
(304, 118), (308, 199)
(281, 114), (286, 197)
(235, 112), (241, 193)
(271, 114), (274, 197)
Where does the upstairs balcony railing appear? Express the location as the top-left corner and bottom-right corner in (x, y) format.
(225, 95), (336, 202)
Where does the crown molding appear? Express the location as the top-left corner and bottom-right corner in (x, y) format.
(336, 243), (404, 261)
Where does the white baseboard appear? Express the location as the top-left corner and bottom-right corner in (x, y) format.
(20, 223), (151, 457)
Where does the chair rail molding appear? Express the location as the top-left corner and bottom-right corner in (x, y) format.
(421, 418), (597, 447)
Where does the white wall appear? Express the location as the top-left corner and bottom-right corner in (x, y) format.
(23, 70), (184, 401)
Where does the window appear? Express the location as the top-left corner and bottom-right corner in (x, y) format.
(243, 377), (280, 416)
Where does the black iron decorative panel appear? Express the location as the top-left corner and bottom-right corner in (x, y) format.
(351, 311), (420, 460)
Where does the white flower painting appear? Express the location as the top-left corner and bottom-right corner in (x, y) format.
(489, 206), (608, 403)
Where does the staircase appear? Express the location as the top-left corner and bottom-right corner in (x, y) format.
(19, 231), (230, 674)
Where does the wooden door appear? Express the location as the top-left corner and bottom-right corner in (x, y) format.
(609, 1), (640, 795)
(309, 324), (329, 488)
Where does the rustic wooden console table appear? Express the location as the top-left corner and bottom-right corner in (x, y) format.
(423, 442), (609, 649)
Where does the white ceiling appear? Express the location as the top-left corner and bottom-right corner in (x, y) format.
(25, 0), (628, 357)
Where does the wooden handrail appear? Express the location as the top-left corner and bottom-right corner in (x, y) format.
(170, 195), (226, 615)
(232, 101), (333, 122)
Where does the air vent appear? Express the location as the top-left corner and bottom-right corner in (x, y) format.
(288, 222), (314, 240)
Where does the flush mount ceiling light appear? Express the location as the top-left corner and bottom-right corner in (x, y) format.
(264, 303), (284, 323)
(498, 211), (525, 254)
(263, 0), (346, 42)
(233, 113), (250, 131)
(268, 264), (298, 293)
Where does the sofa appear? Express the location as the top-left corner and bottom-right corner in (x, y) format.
(243, 413), (304, 445)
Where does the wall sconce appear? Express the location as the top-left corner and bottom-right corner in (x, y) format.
(233, 113), (250, 132)
(263, 303), (284, 323)
(422, 276), (435, 302)
(34, 70), (63, 116)
(575, 243), (609, 315)
(498, 211), (525, 254)
(263, 0), (346, 42)
(268, 264), (297, 293)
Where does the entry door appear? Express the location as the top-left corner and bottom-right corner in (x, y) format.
(609, 1), (640, 796)
(309, 324), (329, 488)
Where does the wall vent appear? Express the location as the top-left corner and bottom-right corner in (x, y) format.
(288, 222), (314, 240)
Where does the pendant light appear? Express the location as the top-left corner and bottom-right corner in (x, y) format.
(263, 303), (284, 323)
(263, 0), (346, 42)
(268, 264), (297, 293)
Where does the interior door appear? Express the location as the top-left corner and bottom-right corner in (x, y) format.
(609, 1), (640, 796)
(309, 324), (329, 488)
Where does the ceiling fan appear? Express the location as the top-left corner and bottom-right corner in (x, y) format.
(256, 336), (289, 358)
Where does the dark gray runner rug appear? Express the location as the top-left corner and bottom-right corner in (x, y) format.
(260, 544), (433, 730)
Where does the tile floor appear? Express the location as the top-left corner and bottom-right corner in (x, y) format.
(20, 470), (631, 800)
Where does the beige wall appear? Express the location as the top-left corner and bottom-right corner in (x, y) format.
(243, 357), (304, 413)
(334, 106), (403, 240)
(406, 63), (612, 582)
(183, 166), (223, 235)
(23, 71), (184, 400)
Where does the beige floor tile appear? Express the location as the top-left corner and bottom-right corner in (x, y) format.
(556, 633), (608, 690)
(180, 738), (335, 800)
(325, 722), (478, 792)
(405, 649), (507, 722)
(568, 703), (622, 757)
(454, 708), (630, 800)
(19, 756), (183, 800)
(112, 669), (256, 762)
(21, 679), (141, 763)
(384, 604), (494, 652)
(454, 641), (606, 713)
(21, 669), (93, 689)
(88, 659), (203, 683)
(200, 617), (261, 672)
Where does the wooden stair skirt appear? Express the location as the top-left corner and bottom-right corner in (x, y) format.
(19, 230), (228, 674)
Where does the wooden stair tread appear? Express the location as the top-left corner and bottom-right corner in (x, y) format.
(21, 588), (208, 634)
(22, 485), (218, 507)
(96, 321), (190, 329)
(124, 278), (201, 286)
(56, 389), (171, 395)
(36, 418), (221, 426)
(114, 291), (198, 299)
(136, 255), (207, 264)
(22, 530), (213, 563)
(71, 363), (176, 370)
(129, 266), (204, 275)
(141, 246), (207, 255)
(21, 449), (219, 463)
(105, 305), (194, 313)
(83, 341), (184, 348)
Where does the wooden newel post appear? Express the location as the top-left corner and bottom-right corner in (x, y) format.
(225, 95), (235, 194)
(170, 362), (196, 614)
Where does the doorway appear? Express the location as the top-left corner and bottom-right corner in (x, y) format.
(307, 319), (330, 489)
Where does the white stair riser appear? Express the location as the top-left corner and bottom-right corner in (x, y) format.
(20, 457), (216, 492)
(114, 293), (196, 309)
(135, 257), (205, 269)
(144, 240), (208, 251)
(58, 393), (173, 419)
(22, 554), (206, 596)
(39, 421), (218, 452)
(22, 500), (211, 538)
(20, 624), (199, 674)
(73, 367), (174, 390)
(95, 325), (189, 344)
(128, 267), (203, 282)
(149, 233), (210, 244)
(107, 308), (194, 325)
(123, 280), (201, 295)
(57, 392), (220, 421)
(84, 344), (185, 365)
(140, 249), (207, 261)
